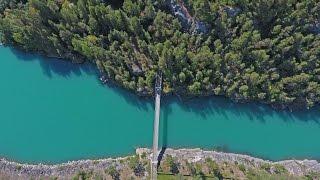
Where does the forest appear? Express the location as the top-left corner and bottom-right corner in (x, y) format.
(0, 0), (319, 109)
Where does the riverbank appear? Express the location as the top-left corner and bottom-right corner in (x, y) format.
(1, 148), (319, 179)
(0, 43), (314, 112)
(0, 154), (143, 179)
(2, 0), (320, 111)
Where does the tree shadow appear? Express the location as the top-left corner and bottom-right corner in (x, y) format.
(161, 102), (171, 148)
(8, 46), (153, 111)
(5, 46), (320, 162)
(9, 48), (97, 78)
(162, 95), (320, 125)
(157, 147), (167, 169)
(7, 47), (320, 124)
(102, 82), (153, 111)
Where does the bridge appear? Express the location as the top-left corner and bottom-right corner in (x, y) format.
(151, 72), (162, 180)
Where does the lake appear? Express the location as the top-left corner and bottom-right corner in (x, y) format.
(1, 46), (320, 164)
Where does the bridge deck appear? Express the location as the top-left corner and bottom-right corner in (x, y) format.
(151, 73), (162, 180)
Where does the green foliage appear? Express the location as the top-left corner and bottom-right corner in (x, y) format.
(260, 163), (271, 172)
(106, 165), (120, 180)
(0, 0), (320, 109)
(205, 158), (222, 178)
(246, 168), (304, 180)
(0, 0), (26, 13)
(164, 155), (179, 174)
(305, 172), (320, 180)
(72, 170), (93, 180)
(273, 164), (288, 174)
(128, 155), (145, 177)
(238, 164), (246, 173)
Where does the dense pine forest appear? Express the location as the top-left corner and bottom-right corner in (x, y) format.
(0, 0), (319, 109)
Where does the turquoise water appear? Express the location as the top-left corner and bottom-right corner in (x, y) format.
(1, 46), (320, 164)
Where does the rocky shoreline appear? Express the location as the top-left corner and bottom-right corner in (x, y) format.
(1, 148), (320, 179)
(0, 156), (130, 179)
(137, 148), (320, 176)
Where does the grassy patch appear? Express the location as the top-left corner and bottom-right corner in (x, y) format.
(158, 174), (179, 180)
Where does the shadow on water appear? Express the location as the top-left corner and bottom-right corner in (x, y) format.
(8, 47), (320, 124)
(161, 96), (320, 161)
(162, 95), (320, 124)
(103, 82), (153, 111)
(161, 104), (171, 147)
(9, 48), (97, 78)
(6, 46), (320, 161)
(9, 47), (320, 124)
(8, 47), (153, 111)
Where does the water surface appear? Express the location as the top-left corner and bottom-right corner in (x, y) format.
(0, 46), (320, 163)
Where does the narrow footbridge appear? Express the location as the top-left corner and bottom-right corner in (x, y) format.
(151, 72), (162, 180)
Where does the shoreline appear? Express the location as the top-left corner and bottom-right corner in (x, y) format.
(0, 44), (315, 111)
(1, 148), (319, 178)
